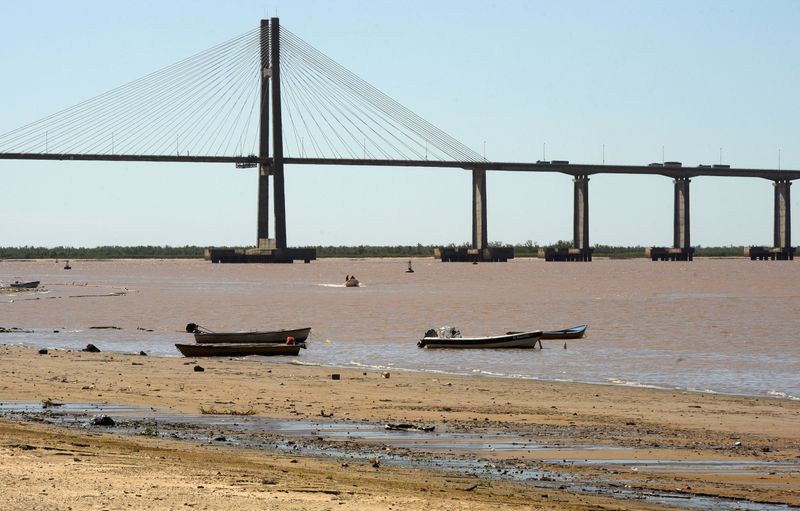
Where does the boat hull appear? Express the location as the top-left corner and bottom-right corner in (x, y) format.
(419, 330), (542, 349)
(193, 327), (311, 344)
(175, 343), (301, 357)
(540, 325), (587, 340)
(10, 280), (40, 289)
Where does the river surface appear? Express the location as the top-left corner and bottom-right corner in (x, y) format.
(1, 257), (798, 400)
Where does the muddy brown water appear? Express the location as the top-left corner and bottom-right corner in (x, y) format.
(1, 257), (798, 399)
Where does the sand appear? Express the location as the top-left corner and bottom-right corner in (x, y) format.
(0, 344), (798, 510)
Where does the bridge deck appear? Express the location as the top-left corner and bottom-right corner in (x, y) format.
(1, 153), (798, 180)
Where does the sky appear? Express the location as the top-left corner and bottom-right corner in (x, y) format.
(1, 0), (799, 248)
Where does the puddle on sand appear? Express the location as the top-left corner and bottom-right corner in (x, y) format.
(0, 401), (796, 511)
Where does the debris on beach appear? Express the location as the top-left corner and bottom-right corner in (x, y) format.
(41, 398), (63, 409)
(320, 410), (334, 418)
(38, 349), (48, 355)
(385, 423), (435, 432)
(193, 365), (205, 372)
(83, 344), (101, 353)
(0, 327), (34, 333)
(91, 415), (115, 426)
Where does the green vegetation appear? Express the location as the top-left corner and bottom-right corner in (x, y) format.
(0, 245), (204, 259)
(0, 243), (751, 260)
(140, 426), (159, 437)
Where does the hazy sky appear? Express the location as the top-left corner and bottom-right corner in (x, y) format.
(1, 0), (799, 248)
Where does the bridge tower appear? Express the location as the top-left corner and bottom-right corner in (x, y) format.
(209, 18), (314, 263)
(257, 17), (288, 251)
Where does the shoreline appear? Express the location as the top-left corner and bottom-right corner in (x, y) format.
(1, 344), (798, 509)
(5, 336), (800, 402)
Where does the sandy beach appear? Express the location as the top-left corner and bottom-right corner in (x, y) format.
(1, 344), (798, 510)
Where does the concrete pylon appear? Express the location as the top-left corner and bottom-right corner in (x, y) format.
(673, 177), (690, 249)
(774, 180), (791, 249)
(472, 168), (487, 250)
(573, 175), (589, 250)
(256, 19), (270, 246)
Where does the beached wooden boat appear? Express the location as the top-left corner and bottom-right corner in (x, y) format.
(10, 280), (40, 289)
(540, 324), (588, 339)
(187, 325), (311, 344)
(175, 343), (301, 357)
(418, 330), (543, 349)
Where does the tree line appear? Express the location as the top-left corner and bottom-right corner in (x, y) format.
(0, 243), (751, 259)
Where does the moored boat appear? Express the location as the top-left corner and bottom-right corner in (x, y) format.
(540, 324), (588, 339)
(186, 323), (311, 344)
(10, 280), (40, 289)
(174, 343), (302, 357)
(418, 328), (542, 349)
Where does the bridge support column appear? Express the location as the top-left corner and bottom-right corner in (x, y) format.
(472, 168), (487, 250)
(773, 180), (793, 259)
(572, 175), (591, 260)
(270, 17), (287, 249)
(673, 177), (693, 260)
(256, 18), (271, 247)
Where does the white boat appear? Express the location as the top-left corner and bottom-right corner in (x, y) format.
(418, 327), (542, 349)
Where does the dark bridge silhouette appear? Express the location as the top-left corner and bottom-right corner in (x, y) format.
(0, 19), (795, 262)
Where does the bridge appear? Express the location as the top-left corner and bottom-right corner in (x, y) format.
(1, 19), (796, 262)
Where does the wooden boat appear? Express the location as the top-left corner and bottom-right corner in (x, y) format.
(175, 343), (301, 357)
(540, 324), (588, 339)
(10, 280), (40, 289)
(187, 324), (311, 344)
(418, 330), (542, 349)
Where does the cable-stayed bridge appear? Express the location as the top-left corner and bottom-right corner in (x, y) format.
(1, 18), (797, 262)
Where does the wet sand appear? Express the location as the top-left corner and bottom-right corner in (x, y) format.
(0, 345), (798, 510)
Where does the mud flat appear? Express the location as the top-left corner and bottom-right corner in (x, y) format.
(0, 345), (798, 510)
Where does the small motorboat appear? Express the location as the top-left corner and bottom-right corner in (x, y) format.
(63, 261), (72, 270)
(345, 275), (360, 287)
(10, 280), (40, 289)
(540, 324), (588, 339)
(174, 343), (302, 357)
(418, 327), (542, 349)
(405, 260), (414, 273)
(186, 323), (311, 344)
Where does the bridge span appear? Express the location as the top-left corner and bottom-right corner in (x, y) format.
(0, 18), (796, 262)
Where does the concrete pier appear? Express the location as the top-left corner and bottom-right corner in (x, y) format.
(648, 177), (693, 261)
(541, 174), (592, 261)
(746, 180), (794, 260)
(472, 168), (488, 250)
(673, 177), (691, 251)
(256, 18), (271, 247)
(774, 180), (791, 250)
(435, 247), (513, 262)
(571, 174), (593, 261)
